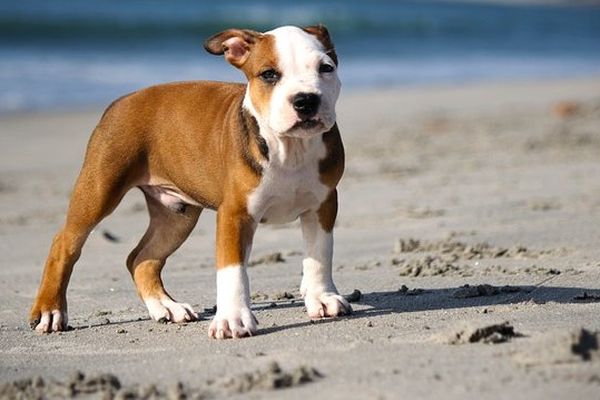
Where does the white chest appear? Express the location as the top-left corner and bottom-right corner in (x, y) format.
(246, 138), (330, 224)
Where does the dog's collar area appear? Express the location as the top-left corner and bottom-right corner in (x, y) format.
(239, 105), (269, 175)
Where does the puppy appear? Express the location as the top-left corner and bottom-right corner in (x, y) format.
(29, 25), (351, 339)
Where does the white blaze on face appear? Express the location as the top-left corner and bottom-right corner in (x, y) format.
(266, 26), (341, 136)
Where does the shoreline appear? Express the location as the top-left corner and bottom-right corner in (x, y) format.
(1, 74), (599, 120)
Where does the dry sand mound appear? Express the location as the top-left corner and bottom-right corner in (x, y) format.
(0, 362), (322, 399)
(513, 328), (600, 366)
(434, 321), (522, 345)
(391, 237), (567, 277)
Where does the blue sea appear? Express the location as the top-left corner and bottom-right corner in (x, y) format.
(1, 0), (600, 113)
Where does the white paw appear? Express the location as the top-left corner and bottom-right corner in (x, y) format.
(34, 310), (68, 333)
(208, 307), (258, 339)
(304, 292), (352, 319)
(144, 298), (199, 323)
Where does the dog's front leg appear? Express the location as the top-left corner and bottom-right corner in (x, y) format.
(300, 190), (352, 319)
(208, 204), (258, 339)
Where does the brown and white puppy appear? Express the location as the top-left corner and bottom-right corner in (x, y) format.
(29, 25), (351, 339)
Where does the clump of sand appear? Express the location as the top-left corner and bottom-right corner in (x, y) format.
(452, 284), (529, 298)
(513, 328), (600, 366)
(249, 252), (286, 267)
(0, 372), (127, 400)
(394, 255), (463, 277)
(391, 237), (568, 277)
(393, 238), (554, 260)
(215, 361), (322, 394)
(434, 321), (522, 345)
(0, 362), (322, 399)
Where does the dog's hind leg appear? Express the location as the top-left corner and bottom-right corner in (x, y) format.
(126, 189), (201, 323)
(29, 142), (134, 333)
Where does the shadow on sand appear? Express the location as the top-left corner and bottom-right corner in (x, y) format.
(63, 284), (599, 335)
(259, 284), (600, 335)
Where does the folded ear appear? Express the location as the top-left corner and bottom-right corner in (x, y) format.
(304, 24), (338, 66)
(204, 29), (262, 68)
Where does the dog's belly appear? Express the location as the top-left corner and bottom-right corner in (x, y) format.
(140, 184), (202, 213)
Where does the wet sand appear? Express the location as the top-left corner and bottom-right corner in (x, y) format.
(1, 77), (600, 399)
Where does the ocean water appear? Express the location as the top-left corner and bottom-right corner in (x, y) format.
(1, 0), (600, 113)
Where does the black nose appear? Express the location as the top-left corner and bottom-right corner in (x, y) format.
(292, 93), (321, 118)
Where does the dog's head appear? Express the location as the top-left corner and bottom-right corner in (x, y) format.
(205, 25), (340, 138)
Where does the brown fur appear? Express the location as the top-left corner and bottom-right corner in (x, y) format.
(303, 25), (338, 66)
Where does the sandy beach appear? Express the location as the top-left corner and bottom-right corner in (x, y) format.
(1, 76), (600, 399)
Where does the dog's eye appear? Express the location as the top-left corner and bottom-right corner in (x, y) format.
(259, 69), (280, 84)
(319, 63), (335, 74)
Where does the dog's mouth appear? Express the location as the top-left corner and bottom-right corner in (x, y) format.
(280, 116), (333, 138)
(291, 118), (324, 131)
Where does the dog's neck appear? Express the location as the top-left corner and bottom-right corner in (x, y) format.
(242, 93), (325, 169)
